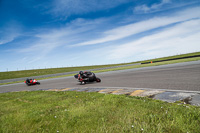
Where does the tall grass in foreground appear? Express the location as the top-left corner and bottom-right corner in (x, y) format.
(0, 91), (200, 133)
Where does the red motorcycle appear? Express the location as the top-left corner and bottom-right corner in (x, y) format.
(24, 78), (40, 86)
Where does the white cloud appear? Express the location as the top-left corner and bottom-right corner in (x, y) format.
(134, 0), (171, 13)
(72, 7), (200, 46)
(134, 0), (200, 14)
(18, 16), (113, 53)
(51, 0), (131, 18)
(0, 26), (21, 45)
(0, 34), (17, 45)
(16, 18), (104, 63)
(106, 19), (200, 60)
(8, 6), (200, 65)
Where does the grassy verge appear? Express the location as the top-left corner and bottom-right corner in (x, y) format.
(141, 51), (200, 64)
(93, 56), (200, 73)
(0, 91), (199, 133)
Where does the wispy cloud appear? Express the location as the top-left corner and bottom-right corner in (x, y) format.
(106, 19), (200, 60)
(72, 7), (200, 47)
(0, 33), (18, 45)
(133, 0), (200, 14)
(0, 23), (21, 45)
(15, 18), (105, 63)
(15, 6), (199, 64)
(134, 0), (171, 13)
(1, 0), (200, 72)
(50, 0), (131, 19)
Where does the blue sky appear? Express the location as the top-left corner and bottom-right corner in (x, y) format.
(0, 0), (200, 71)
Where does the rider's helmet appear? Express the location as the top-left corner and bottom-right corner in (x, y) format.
(79, 71), (83, 75)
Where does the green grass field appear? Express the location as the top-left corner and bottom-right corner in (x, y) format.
(0, 52), (200, 80)
(0, 91), (200, 133)
(140, 52), (200, 64)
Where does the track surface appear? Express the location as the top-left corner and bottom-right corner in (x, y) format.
(0, 61), (200, 93)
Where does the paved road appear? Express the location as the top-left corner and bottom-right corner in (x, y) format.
(0, 63), (141, 83)
(0, 61), (200, 93)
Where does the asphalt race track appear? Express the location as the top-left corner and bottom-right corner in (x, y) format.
(0, 61), (200, 93)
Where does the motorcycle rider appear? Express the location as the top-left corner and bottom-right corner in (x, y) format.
(79, 71), (96, 81)
(26, 78), (36, 83)
(26, 78), (32, 83)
